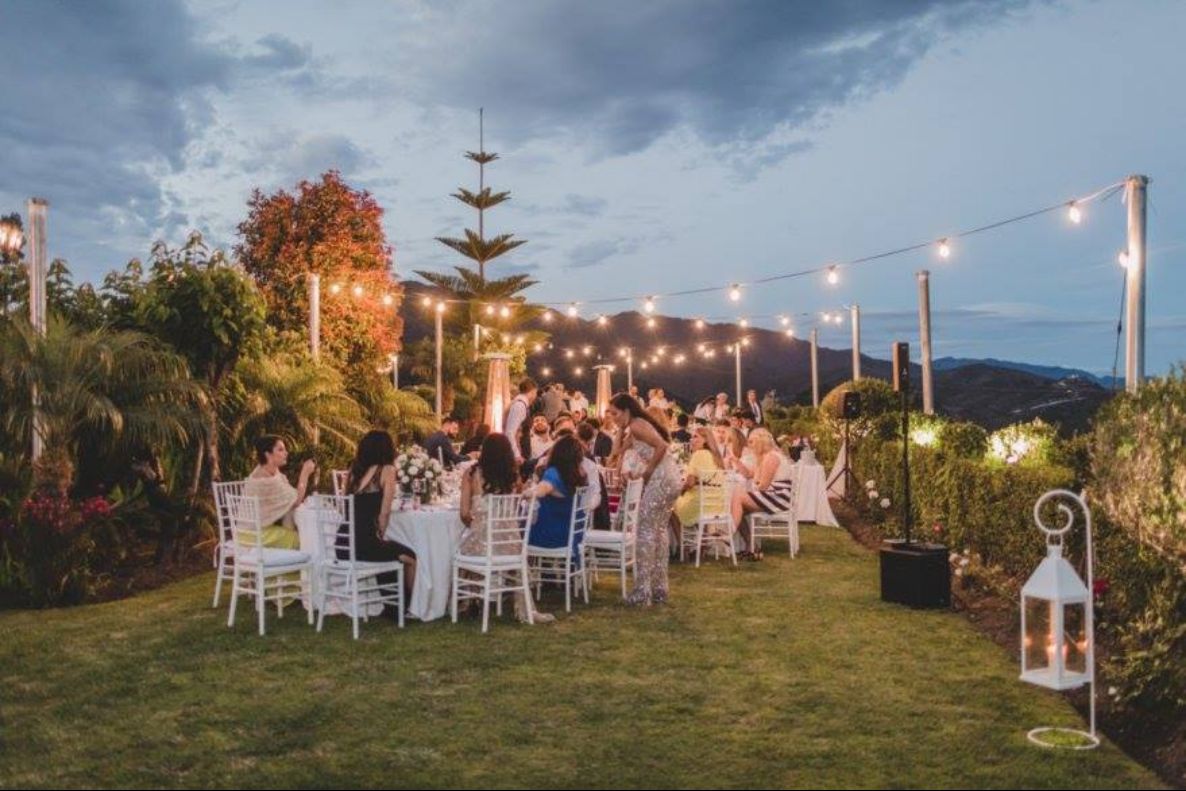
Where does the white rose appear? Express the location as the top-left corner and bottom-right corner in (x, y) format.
(865, 480), (875, 489)
(425, 470), (435, 479)
(409, 465), (420, 475)
(397, 454), (407, 464)
(870, 490), (879, 499)
(400, 474), (410, 483)
(879, 498), (891, 508)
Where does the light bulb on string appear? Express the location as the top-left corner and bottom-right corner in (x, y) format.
(695, 319), (705, 330)
(726, 344), (734, 353)
(741, 337), (750, 347)
(382, 294), (393, 307)
(485, 304), (496, 316)
(706, 349), (716, 359)
(938, 238), (951, 259)
(330, 283), (343, 295)
(435, 301), (446, 314)
(533, 343), (543, 353)
(641, 361), (649, 370)
(565, 349), (574, 359)
(597, 314), (608, 326)
(657, 346), (666, 357)
(542, 310), (554, 323)
(352, 284), (364, 298)
(421, 295), (432, 307)
(697, 343), (706, 353)
(1068, 202), (1082, 225)
(541, 367), (551, 377)
(646, 317), (656, 328)
(785, 328), (795, 338)
(618, 347), (629, 358)
(729, 284), (742, 302)
(567, 303), (579, 317)
(779, 315), (790, 327)
(582, 345), (593, 356)
(739, 318), (749, 328)
(674, 354), (686, 364)
(574, 366), (584, 376)
(516, 334), (526, 344)
(499, 304), (511, 319)
(643, 296), (656, 314)
(826, 266), (839, 286)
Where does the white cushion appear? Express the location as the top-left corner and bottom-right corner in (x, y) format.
(454, 552), (523, 568)
(585, 529), (630, 545)
(239, 548), (311, 567)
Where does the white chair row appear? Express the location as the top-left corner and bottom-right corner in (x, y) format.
(212, 482), (405, 639)
(680, 472), (800, 565)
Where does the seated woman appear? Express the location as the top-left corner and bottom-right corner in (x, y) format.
(730, 428), (795, 560)
(670, 426), (727, 551)
(243, 435), (316, 549)
(459, 433), (553, 624)
(345, 430), (417, 605)
(527, 435), (588, 562)
(722, 427), (755, 479)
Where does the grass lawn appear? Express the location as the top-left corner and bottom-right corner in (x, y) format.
(0, 526), (1165, 789)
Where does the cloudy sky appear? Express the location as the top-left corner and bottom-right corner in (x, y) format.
(2, 0), (1184, 374)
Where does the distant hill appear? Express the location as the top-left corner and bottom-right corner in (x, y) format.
(399, 282), (1114, 432)
(933, 357), (1119, 389)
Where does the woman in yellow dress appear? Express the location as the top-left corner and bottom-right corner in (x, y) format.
(669, 426), (727, 552)
(242, 435), (317, 549)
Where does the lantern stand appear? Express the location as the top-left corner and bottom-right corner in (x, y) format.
(1021, 489), (1099, 750)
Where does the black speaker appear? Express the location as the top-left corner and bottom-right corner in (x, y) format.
(892, 342), (910, 393)
(880, 540), (951, 609)
(842, 391), (862, 419)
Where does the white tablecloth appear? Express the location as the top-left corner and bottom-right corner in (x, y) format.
(792, 461), (839, 526)
(294, 503), (465, 622)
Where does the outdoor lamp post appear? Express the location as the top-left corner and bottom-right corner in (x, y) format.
(1020, 489), (1098, 750)
(593, 364), (613, 418)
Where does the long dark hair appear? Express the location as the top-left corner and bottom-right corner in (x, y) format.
(348, 430), (396, 491)
(477, 433), (517, 494)
(609, 392), (670, 442)
(546, 435), (587, 493)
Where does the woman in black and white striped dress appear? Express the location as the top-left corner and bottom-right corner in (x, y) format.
(730, 428), (795, 559)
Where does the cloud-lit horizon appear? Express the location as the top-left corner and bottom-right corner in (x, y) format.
(1, 0), (1183, 375)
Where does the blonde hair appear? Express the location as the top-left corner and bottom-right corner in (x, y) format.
(747, 427), (778, 456)
(646, 404), (669, 429)
(693, 426), (725, 470)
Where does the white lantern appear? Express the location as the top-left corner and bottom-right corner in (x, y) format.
(1019, 489), (1099, 749)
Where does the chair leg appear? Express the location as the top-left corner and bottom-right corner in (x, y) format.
(451, 564), (459, 624)
(564, 567), (572, 612)
(316, 570), (327, 633)
(620, 553), (627, 599)
(520, 562), (535, 624)
(212, 549), (225, 608)
(257, 576), (266, 636)
(351, 575), (360, 641)
(305, 570), (314, 625)
(397, 567), (405, 629)
(227, 567), (240, 628)
(481, 588), (491, 634)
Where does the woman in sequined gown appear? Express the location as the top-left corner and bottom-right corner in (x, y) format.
(605, 392), (681, 605)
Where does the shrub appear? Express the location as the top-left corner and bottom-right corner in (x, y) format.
(985, 418), (1056, 467)
(938, 420), (988, 459)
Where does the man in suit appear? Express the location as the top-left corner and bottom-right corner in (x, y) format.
(745, 388), (764, 425)
(423, 416), (468, 468)
(505, 377), (538, 465)
(584, 416), (614, 461)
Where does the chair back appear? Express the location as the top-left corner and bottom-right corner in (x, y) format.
(619, 478), (643, 537)
(225, 494), (265, 556)
(481, 493), (536, 562)
(212, 480), (245, 546)
(332, 470), (350, 497)
(567, 485), (592, 555)
(698, 470), (732, 521)
(312, 493), (355, 565)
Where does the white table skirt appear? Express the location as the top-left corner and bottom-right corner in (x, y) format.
(294, 503), (465, 621)
(792, 462), (839, 527)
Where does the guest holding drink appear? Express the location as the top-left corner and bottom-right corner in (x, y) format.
(243, 435), (315, 549)
(730, 428), (795, 560)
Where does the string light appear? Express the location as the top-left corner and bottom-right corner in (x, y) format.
(567, 303), (579, 317)
(541, 367), (551, 377)
(485, 304), (496, 316)
(646, 317), (656, 328)
(565, 349), (575, 359)
(352, 285), (364, 297)
(641, 361), (649, 370)
(516, 334), (526, 344)
(726, 344), (734, 353)
(674, 354), (686, 364)
(657, 346), (666, 357)
(597, 314), (609, 326)
(421, 295), (432, 307)
(330, 283), (343, 295)
(435, 301), (446, 314)
(695, 319), (705, 330)
(1118, 250), (1131, 269)
(729, 284), (742, 302)
(779, 315), (790, 327)
(542, 310), (554, 323)
(741, 337), (751, 347)
(574, 366), (584, 376)
(382, 294), (394, 307)
(938, 238), (951, 259)
(697, 343), (706, 353)
(643, 296), (656, 313)
(533, 343), (543, 352)
(618, 348), (629, 358)
(1068, 202), (1082, 224)
(826, 266), (839, 286)
(650, 355), (659, 364)
(582, 345), (593, 356)
(705, 349), (716, 359)
(499, 304), (511, 319)
(785, 328), (795, 338)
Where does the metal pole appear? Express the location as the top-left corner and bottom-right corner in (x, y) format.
(627, 348), (633, 391)
(308, 273), (320, 361)
(473, 322), (481, 361)
(1125, 174), (1149, 393)
(434, 307), (444, 418)
(734, 342), (742, 405)
(391, 353), (399, 389)
(850, 304), (861, 381)
(810, 328), (820, 408)
(917, 270), (935, 415)
(27, 198), (48, 463)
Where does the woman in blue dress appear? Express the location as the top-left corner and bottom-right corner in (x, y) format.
(528, 435), (589, 562)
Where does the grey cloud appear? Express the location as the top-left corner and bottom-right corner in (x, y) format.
(567, 237), (642, 269)
(402, 1), (1030, 160)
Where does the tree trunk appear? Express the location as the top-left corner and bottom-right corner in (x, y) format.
(188, 439), (205, 497)
(205, 399), (221, 483)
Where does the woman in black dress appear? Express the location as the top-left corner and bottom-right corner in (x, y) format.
(343, 430), (417, 607)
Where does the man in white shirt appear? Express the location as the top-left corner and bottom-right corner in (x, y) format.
(713, 392), (730, 421)
(569, 389), (589, 415)
(529, 415), (554, 460)
(504, 377), (538, 463)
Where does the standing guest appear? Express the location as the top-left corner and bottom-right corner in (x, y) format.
(693, 395), (716, 422)
(671, 413), (693, 444)
(585, 416), (615, 462)
(730, 428), (795, 560)
(529, 415), (554, 460)
(423, 416), (469, 469)
(528, 435), (589, 565)
(244, 435), (316, 548)
(505, 378), (538, 463)
(761, 390), (777, 418)
(670, 426), (727, 551)
(542, 382), (567, 423)
(577, 422), (611, 530)
(628, 384), (640, 401)
(605, 392), (681, 606)
(569, 389), (589, 415)
(713, 392), (731, 421)
(649, 388), (670, 410)
(345, 430), (417, 604)
(458, 433), (553, 624)
(745, 389), (764, 425)
(460, 423), (490, 456)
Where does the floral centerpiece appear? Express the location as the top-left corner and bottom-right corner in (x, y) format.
(395, 448), (444, 504)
